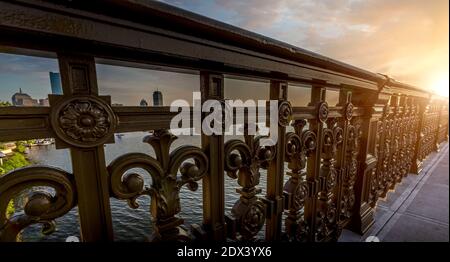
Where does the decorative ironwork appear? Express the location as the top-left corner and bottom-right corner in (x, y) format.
(107, 130), (208, 241)
(317, 102), (329, 123)
(0, 166), (77, 242)
(437, 104), (449, 144)
(51, 96), (117, 148)
(369, 114), (384, 207)
(369, 98), (428, 207)
(0, 0), (447, 243)
(315, 118), (343, 241)
(278, 101), (292, 127)
(344, 102), (354, 121)
(339, 120), (362, 221)
(224, 125), (276, 240)
(283, 119), (316, 241)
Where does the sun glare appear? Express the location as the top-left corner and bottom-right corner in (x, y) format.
(431, 76), (449, 97)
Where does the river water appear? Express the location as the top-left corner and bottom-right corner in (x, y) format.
(18, 131), (293, 241)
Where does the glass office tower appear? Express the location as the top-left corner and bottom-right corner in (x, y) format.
(49, 72), (62, 94)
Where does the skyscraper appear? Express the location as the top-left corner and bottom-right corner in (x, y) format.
(49, 72), (62, 94)
(153, 90), (163, 106)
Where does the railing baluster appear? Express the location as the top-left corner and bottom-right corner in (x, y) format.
(334, 89), (350, 234)
(305, 84), (326, 242)
(265, 81), (289, 240)
(199, 72), (227, 240)
(435, 102), (445, 151)
(54, 53), (114, 241)
(411, 97), (429, 173)
(346, 88), (384, 234)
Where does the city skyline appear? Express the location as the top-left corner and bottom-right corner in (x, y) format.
(0, 55), (318, 106)
(11, 88), (49, 106)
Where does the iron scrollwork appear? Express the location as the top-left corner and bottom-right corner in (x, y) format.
(278, 101), (293, 127)
(369, 98), (422, 207)
(224, 125), (276, 240)
(315, 117), (343, 242)
(340, 120), (362, 221)
(107, 130), (208, 241)
(0, 166), (77, 242)
(283, 119), (316, 241)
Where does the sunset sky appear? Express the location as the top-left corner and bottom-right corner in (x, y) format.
(162, 0), (449, 96)
(0, 0), (448, 105)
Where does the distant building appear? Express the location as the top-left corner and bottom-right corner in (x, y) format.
(49, 72), (62, 94)
(12, 88), (37, 106)
(153, 90), (163, 106)
(11, 89), (48, 106)
(38, 98), (49, 106)
(140, 99), (148, 107)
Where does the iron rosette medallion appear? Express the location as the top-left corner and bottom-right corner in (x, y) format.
(51, 96), (117, 148)
(317, 101), (329, 123)
(278, 101), (293, 127)
(344, 102), (354, 121)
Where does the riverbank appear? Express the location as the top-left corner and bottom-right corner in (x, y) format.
(0, 152), (30, 175)
(0, 146), (32, 218)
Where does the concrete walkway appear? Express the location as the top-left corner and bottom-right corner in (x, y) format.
(340, 143), (449, 242)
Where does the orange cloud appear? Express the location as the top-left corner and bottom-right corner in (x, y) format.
(211, 0), (449, 95)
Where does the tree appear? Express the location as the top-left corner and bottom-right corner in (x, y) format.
(0, 101), (11, 107)
(0, 153), (29, 176)
(6, 201), (14, 218)
(14, 141), (26, 153)
(0, 101), (25, 218)
(0, 152), (30, 219)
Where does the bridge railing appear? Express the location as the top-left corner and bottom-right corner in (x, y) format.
(0, 0), (448, 242)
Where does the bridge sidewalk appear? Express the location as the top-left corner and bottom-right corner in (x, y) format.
(340, 143), (449, 242)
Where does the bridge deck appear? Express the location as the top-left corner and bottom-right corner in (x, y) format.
(340, 143), (449, 242)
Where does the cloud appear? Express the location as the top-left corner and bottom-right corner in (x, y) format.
(163, 0), (448, 91)
(1, 0), (447, 103)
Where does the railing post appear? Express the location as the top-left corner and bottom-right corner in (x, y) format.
(265, 80), (288, 240)
(53, 53), (114, 241)
(199, 72), (227, 241)
(305, 83), (326, 241)
(439, 102), (449, 144)
(434, 101), (444, 152)
(334, 89), (351, 232)
(346, 89), (386, 234)
(411, 97), (429, 174)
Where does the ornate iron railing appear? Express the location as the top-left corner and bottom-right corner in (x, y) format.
(0, 0), (448, 242)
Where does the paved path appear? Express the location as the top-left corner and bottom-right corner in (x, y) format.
(340, 143), (449, 242)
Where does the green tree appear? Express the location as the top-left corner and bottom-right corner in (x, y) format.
(0, 101), (29, 218)
(14, 141), (26, 153)
(0, 101), (11, 107)
(6, 201), (14, 218)
(0, 153), (29, 176)
(26, 139), (36, 145)
(0, 152), (29, 218)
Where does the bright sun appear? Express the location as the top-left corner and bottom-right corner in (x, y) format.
(431, 76), (449, 97)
